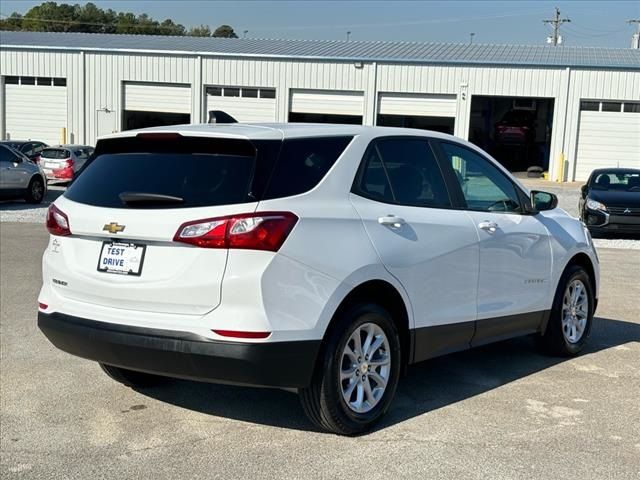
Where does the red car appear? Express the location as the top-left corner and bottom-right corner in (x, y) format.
(494, 110), (536, 145)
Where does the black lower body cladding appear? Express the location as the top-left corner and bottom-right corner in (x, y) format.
(38, 312), (321, 388)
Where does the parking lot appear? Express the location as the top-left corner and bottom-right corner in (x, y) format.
(0, 182), (638, 479)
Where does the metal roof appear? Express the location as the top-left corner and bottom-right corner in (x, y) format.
(1, 31), (639, 69)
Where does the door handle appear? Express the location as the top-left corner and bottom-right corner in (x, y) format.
(378, 215), (406, 228)
(478, 220), (498, 233)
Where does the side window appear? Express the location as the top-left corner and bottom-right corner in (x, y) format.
(263, 136), (353, 200)
(0, 146), (19, 163)
(357, 148), (394, 203)
(355, 138), (451, 208)
(22, 144), (35, 157)
(75, 149), (89, 160)
(441, 142), (522, 213)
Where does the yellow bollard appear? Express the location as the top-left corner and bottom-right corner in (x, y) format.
(555, 152), (565, 182)
(60, 127), (67, 145)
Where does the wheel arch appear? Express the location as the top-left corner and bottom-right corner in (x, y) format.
(564, 252), (597, 299)
(320, 279), (412, 371)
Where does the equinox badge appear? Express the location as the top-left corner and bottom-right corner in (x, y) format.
(103, 222), (126, 234)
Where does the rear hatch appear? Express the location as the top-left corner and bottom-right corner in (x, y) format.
(47, 133), (281, 315)
(41, 148), (71, 169)
(41, 148), (73, 179)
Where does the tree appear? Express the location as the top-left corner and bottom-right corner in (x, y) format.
(212, 25), (238, 38)
(188, 25), (212, 37)
(21, 2), (77, 32)
(0, 1), (234, 38)
(0, 13), (24, 31)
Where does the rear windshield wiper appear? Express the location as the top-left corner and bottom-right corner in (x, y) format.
(119, 192), (184, 206)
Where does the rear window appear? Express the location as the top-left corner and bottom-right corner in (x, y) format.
(65, 135), (352, 209)
(42, 148), (71, 159)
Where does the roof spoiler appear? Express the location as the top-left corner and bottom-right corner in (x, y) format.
(208, 110), (238, 124)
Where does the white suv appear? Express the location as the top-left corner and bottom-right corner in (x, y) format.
(38, 124), (599, 435)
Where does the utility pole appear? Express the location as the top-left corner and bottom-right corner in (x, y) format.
(628, 19), (640, 49)
(469, 32), (475, 44)
(543, 7), (571, 46)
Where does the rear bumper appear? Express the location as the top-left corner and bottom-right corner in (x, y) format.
(38, 311), (321, 389)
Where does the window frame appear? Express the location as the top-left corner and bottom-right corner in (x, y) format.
(351, 135), (455, 210)
(431, 139), (532, 215)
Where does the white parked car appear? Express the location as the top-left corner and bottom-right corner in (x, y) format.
(38, 124), (599, 434)
(40, 145), (94, 182)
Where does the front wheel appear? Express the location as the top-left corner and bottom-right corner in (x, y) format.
(299, 303), (401, 435)
(539, 265), (594, 356)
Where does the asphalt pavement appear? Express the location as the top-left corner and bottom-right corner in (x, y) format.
(0, 222), (639, 480)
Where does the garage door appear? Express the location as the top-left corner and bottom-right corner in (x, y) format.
(206, 86), (276, 122)
(574, 101), (640, 181)
(123, 83), (191, 114)
(4, 76), (67, 146)
(378, 93), (457, 117)
(290, 90), (364, 116)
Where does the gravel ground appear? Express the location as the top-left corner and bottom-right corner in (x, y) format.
(1, 181), (638, 249)
(0, 185), (65, 223)
(2, 223), (639, 480)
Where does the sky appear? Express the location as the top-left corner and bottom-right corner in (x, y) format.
(1, 0), (639, 48)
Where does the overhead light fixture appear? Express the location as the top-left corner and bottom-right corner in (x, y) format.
(354, 61), (364, 69)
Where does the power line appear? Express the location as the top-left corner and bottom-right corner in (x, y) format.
(244, 9), (549, 32)
(0, 13), (187, 33)
(542, 7), (571, 46)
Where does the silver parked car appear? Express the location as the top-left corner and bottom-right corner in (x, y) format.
(40, 145), (94, 183)
(0, 144), (47, 203)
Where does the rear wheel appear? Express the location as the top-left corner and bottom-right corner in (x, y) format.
(299, 303), (401, 435)
(539, 265), (594, 356)
(99, 363), (167, 388)
(24, 176), (45, 204)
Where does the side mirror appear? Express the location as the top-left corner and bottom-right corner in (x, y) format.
(580, 184), (588, 197)
(530, 190), (558, 212)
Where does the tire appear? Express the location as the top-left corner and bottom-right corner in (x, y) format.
(99, 363), (167, 388)
(299, 303), (401, 435)
(24, 176), (45, 204)
(539, 265), (594, 356)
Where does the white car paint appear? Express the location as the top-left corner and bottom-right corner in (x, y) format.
(38, 124), (599, 361)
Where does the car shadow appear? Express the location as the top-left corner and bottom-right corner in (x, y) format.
(0, 187), (64, 210)
(134, 316), (639, 433)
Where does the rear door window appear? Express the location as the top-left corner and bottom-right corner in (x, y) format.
(262, 136), (353, 199)
(354, 137), (452, 208)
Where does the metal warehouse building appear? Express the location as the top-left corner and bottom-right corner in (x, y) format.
(1, 31), (639, 181)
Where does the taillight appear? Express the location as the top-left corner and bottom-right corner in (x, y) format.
(212, 330), (271, 339)
(64, 158), (74, 168)
(46, 204), (71, 236)
(174, 212), (298, 251)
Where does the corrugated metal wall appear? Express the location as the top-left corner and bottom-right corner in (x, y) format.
(0, 49), (83, 144)
(1, 47), (639, 180)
